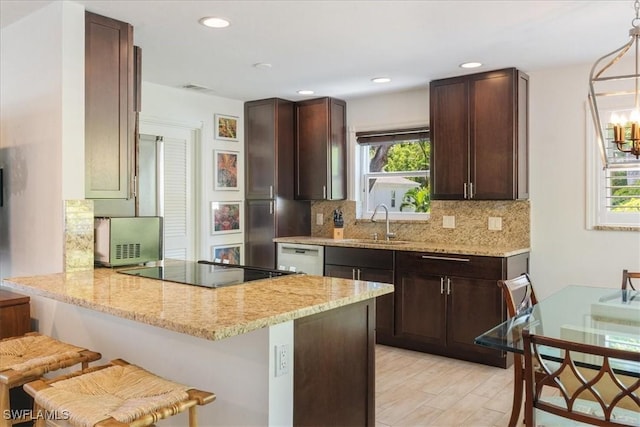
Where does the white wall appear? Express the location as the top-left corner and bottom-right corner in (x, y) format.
(529, 64), (640, 298)
(141, 83), (244, 261)
(0, 1), (85, 278)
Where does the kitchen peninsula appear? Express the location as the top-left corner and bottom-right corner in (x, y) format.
(1, 265), (393, 426)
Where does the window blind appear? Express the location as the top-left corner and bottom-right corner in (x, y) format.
(356, 127), (429, 145)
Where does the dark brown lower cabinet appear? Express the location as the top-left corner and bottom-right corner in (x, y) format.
(294, 299), (375, 426)
(323, 247), (394, 343)
(393, 251), (529, 368)
(0, 289), (30, 338)
(245, 199), (310, 269)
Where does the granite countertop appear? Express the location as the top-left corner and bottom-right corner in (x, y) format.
(1, 268), (393, 341)
(274, 236), (530, 257)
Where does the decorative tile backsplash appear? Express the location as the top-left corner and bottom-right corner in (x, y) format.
(311, 200), (530, 248)
(64, 199), (94, 272)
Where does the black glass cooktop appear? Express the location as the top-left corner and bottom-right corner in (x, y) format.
(118, 260), (296, 288)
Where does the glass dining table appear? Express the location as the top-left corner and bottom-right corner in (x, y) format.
(475, 285), (640, 376)
(475, 285), (639, 427)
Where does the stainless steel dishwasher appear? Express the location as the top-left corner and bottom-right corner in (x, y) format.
(276, 243), (324, 275)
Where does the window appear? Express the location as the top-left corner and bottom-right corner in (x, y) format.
(356, 127), (430, 220)
(587, 108), (640, 228)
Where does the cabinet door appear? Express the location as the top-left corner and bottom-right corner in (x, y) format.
(324, 264), (356, 279)
(469, 70), (516, 199)
(85, 12), (133, 199)
(245, 200), (276, 269)
(394, 271), (446, 346)
(245, 100), (277, 199)
(295, 98), (346, 200)
(446, 276), (503, 356)
(430, 79), (469, 200)
(328, 98), (347, 200)
(360, 268), (394, 341)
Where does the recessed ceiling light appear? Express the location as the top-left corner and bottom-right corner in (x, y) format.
(460, 62), (483, 69)
(199, 17), (230, 28)
(297, 90), (314, 95)
(253, 63), (272, 69)
(371, 77), (391, 83)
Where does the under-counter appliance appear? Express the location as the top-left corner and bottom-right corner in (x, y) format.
(118, 260), (296, 288)
(277, 243), (324, 275)
(94, 217), (162, 267)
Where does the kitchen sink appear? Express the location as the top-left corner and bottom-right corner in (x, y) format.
(342, 239), (412, 246)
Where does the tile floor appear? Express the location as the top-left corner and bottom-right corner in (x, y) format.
(375, 345), (525, 427)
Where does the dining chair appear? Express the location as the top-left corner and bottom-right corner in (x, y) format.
(498, 273), (539, 427)
(622, 269), (639, 290)
(522, 329), (640, 426)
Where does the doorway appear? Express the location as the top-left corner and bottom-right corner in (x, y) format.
(138, 119), (198, 261)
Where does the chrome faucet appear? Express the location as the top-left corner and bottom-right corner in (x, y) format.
(371, 203), (396, 240)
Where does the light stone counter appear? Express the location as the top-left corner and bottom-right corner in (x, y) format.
(1, 268), (393, 341)
(274, 236), (530, 257)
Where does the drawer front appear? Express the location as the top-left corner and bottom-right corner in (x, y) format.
(396, 251), (503, 279)
(324, 246), (393, 269)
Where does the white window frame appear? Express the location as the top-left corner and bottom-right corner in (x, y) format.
(586, 104), (640, 229)
(357, 137), (430, 221)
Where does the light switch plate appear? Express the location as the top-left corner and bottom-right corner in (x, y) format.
(488, 217), (503, 231)
(442, 215), (455, 229)
(316, 213), (324, 225)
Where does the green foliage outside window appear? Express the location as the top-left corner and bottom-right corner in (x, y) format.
(368, 139), (431, 213)
(610, 171), (640, 211)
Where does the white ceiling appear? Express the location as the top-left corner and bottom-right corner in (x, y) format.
(0, 0), (633, 101)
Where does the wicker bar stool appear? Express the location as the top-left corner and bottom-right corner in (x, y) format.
(23, 358), (216, 427)
(0, 332), (102, 427)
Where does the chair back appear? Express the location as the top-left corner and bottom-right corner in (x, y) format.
(522, 329), (640, 426)
(622, 269), (639, 291)
(498, 274), (538, 318)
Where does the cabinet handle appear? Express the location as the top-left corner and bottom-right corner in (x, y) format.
(269, 201), (274, 215)
(357, 269), (361, 280)
(447, 278), (451, 295)
(421, 255), (470, 262)
(464, 183), (468, 199)
(269, 186), (273, 199)
(469, 182), (474, 199)
(323, 185), (327, 199)
(352, 268), (356, 280)
(440, 277), (444, 294)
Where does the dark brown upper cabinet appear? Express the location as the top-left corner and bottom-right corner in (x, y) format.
(294, 97), (347, 200)
(245, 98), (295, 200)
(430, 68), (529, 200)
(85, 12), (138, 199)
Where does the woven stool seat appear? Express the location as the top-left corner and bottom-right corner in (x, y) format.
(24, 359), (215, 427)
(0, 332), (101, 427)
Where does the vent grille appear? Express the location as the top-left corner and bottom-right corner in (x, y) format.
(181, 83), (216, 94)
(115, 243), (141, 260)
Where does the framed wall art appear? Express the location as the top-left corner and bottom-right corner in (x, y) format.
(214, 114), (238, 141)
(214, 150), (239, 190)
(211, 201), (242, 234)
(211, 244), (243, 265)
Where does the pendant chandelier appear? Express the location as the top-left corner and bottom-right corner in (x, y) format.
(589, 0), (640, 168)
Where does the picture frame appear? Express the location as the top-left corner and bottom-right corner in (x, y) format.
(211, 244), (243, 265)
(214, 150), (239, 190)
(214, 114), (239, 141)
(211, 201), (242, 234)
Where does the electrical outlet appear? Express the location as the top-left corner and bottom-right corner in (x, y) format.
(275, 344), (289, 377)
(488, 216), (503, 231)
(442, 215), (456, 229)
(316, 213), (324, 225)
